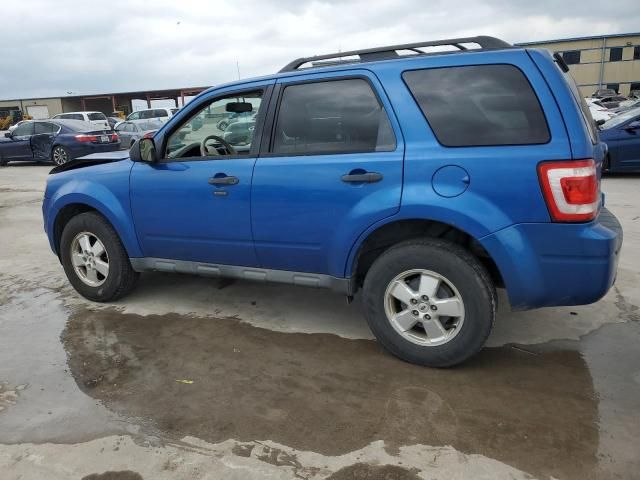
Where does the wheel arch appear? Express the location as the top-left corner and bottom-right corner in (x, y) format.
(348, 218), (504, 293)
(48, 189), (142, 259)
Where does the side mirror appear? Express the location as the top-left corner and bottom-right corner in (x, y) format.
(4, 132), (11, 138)
(130, 138), (157, 162)
(625, 120), (640, 131)
(596, 119), (606, 126)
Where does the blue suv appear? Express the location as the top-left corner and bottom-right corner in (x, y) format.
(43, 36), (623, 367)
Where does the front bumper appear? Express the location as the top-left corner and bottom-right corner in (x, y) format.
(481, 208), (622, 310)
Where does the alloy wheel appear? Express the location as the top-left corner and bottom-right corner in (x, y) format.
(70, 232), (109, 287)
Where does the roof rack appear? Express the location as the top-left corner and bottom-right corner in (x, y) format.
(279, 36), (512, 72)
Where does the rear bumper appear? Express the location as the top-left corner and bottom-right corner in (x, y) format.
(66, 142), (121, 160)
(480, 208), (622, 310)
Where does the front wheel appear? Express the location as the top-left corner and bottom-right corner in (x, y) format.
(60, 212), (139, 302)
(52, 145), (70, 165)
(362, 239), (496, 367)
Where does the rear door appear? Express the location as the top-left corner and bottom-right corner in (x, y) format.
(615, 118), (640, 169)
(31, 121), (58, 160)
(251, 71), (404, 276)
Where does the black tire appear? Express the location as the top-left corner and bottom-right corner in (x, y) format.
(0, 154), (7, 167)
(60, 212), (139, 302)
(52, 145), (70, 165)
(362, 238), (496, 367)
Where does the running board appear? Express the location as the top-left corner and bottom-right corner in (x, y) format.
(129, 257), (352, 294)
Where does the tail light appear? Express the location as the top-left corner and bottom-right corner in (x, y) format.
(74, 134), (98, 143)
(110, 133), (119, 142)
(538, 159), (599, 222)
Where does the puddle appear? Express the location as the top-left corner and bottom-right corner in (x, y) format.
(62, 308), (599, 479)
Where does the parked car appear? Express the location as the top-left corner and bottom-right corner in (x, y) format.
(223, 117), (256, 145)
(114, 119), (164, 148)
(611, 98), (640, 114)
(592, 88), (618, 98)
(126, 108), (178, 122)
(599, 106), (640, 172)
(585, 98), (616, 123)
(0, 119), (119, 166)
(52, 111), (110, 130)
(598, 95), (627, 109)
(107, 117), (122, 130)
(42, 36), (622, 367)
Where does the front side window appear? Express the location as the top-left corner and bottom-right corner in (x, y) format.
(12, 122), (34, 136)
(128, 112), (141, 120)
(165, 90), (263, 159)
(403, 65), (550, 147)
(272, 78), (396, 155)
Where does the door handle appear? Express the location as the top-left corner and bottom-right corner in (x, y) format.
(341, 172), (383, 183)
(208, 175), (239, 185)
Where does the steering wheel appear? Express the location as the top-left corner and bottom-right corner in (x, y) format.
(200, 135), (237, 157)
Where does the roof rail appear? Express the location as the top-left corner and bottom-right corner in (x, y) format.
(279, 36), (512, 72)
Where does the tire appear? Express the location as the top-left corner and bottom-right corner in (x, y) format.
(0, 154), (7, 167)
(217, 121), (228, 131)
(52, 145), (70, 165)
(362, 238), (496, 367)
(60, 212), (139, 302)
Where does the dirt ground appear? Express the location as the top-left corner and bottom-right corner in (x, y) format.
(0, 163), (639, 479)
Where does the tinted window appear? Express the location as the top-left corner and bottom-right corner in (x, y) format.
(562, 50), (581, 65)
(154, 109), (168, 117)
(403, 65), (550, 147)
(34, 122), (57, 134)
(562, 69), (597, 144)
(88, 112), (107, 121)
(66, 114), (84, 121)
(609, 47), (623, 62)
(272, 79), (395, 155)
(12, 122), (34, 136)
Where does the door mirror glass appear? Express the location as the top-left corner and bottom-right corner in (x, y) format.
(4, 132), (10, 138)
(139, 138), (157, 162)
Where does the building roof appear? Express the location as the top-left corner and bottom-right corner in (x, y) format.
(0, 86), (210, 103)
(516, 32), (640, 46)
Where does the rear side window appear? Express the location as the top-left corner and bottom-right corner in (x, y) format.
(34, 122), (57, 134)
(88, 112), (107, 121)
(403, 65), (550, 147)
(272, 78), (396, 155)
(154, 109), (168, 117)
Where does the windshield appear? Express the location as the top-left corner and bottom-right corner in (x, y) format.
(602, 107), (640, 129)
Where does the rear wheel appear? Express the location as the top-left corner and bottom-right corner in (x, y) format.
(52, 145), (69, 165)
(362, 239), (496, 367)
(60, 212), (139, 302)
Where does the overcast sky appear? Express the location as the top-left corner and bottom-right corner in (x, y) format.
(1, 0), (639, 100)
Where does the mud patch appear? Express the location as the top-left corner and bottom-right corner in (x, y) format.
(0, 381), (27, 413)
(81, 471), (143, 480)
(327, 463), (420, 480)
(62, 309), (598, 479)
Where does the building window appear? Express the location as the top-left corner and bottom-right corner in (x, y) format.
(606, 83), (620, 93)
(562, 50), (581, 65)
(630, 83), (640, 95)
(634, 46), (640, 60)
(609, 47), (623, 62)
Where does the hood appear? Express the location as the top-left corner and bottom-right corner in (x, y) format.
(50, 150), (131, 174)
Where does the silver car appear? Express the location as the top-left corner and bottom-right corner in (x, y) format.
(114, 119), (164, 149)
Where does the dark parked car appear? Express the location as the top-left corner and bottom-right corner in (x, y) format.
(600, 107), (640, 172)
(0, 119), (120, 166)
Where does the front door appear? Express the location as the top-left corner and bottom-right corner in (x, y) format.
(31, 121), (57, 160)
(616, 122), (640, 170)
(251, 73), (404, 277)
(130, 85), (272, 267)
(4, 122), (34, 160)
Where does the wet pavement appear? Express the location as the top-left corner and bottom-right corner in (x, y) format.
(0, 165), (639, 479)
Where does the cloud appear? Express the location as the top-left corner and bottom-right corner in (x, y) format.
(0, 0), (638, 99)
